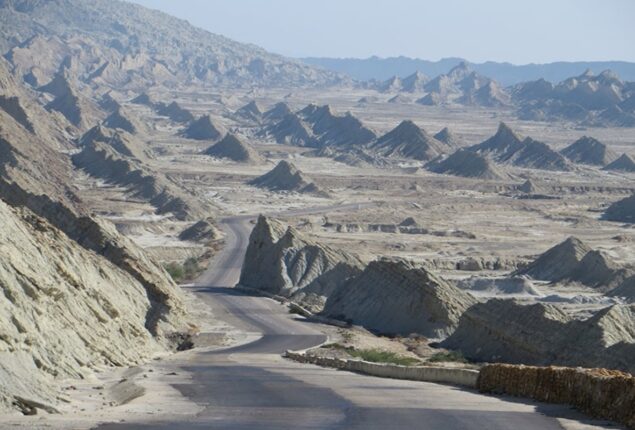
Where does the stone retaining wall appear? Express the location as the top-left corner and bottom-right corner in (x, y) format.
(477, 364), (635, 429)
(285, 351), (479, 387)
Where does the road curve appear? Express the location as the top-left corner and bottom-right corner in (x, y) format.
(97, 204), (595, 430)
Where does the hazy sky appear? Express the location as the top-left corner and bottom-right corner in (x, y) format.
(128, 0), (634, 64)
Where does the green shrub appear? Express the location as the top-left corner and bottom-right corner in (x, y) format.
(164, 257), (202, 283)
(349, 348), (421, 366)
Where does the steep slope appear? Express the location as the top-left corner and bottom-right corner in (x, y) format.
(182, 115), (224, 141)
(322, 259), (476, 339)
(370, 120), (447, 161)
(298, 104), (376, 148)
(262, 102), (292, 122)
(248, 160), (321, 194)
(0, 199), (186, 413)
(400, 71), (428, 92)
(72, 126), (202, 220)
(468, 123), (571, 171)
(427, 149), (506, 180)
(603, 153), (635, 172)
(561, 136), (618, 166)
(203, 133), (262, 163)
(514, 236), (592, 281)
(604, 194), (635, 223)
(238, 216), (365, 312)
(0, 0), (342, 88)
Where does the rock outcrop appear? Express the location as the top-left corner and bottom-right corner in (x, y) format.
(182, 115), (224, 141)
(604, 194), (635, 223)
(427, 149), (506, 180)
(249, 160), (321, 194)
(298, 104), (376, 148)
(442, 300), (635, 373)
(560, 136), (618, 166)
(261, 112), (315, 146)
(323, 259), (476, 339)
(371, 120), (447, 161)
(238, 216), (364, 312)
(603, 153), (635, 172)
(203, 133), (262, 163)
(514, 236), (633, 291)
(468, 123), (571, 171)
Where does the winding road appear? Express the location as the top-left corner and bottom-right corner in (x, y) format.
(97, 203), (604, 429)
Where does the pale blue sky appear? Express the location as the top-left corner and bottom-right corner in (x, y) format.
(127, 0), (635, 64)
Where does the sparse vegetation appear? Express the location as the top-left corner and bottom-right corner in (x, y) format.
(164, 257), (202, 283)
(323, 344), (420, 366)
(428, 350), (468, 363)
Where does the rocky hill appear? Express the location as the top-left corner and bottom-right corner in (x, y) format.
(370, 120), (447, 161)
(249, 160), (321, 194)
(234, 101), (263, 123)
(604, 194), (635, 223)
(378, 71), (428, 93)
(442, 300), (635, 373)
(603, 153), (635, 172)
(203, 133), (262, 163)
(298, 104), (376, 148)
(156, 101), (194, 123)
(238, 216), (364, 312)
(0, 0), (343, 89)
(322, 259), (476, 339)
(433, 127), (460, 147)
(182, 115), (224, 141)
(260, 112), (315, 146)
(560, 136), (618, 166)
(513, 69), (635, 127)
(103, 106), (143, 134)
(415, 62), (509, 107)
(468, 123), (571, 171)
(262, 104), (375, 149)
(427, 149), (506, 180)
(262, 102), (292, 122)
(514, 236), (634, 291)
(72, 126), (203, 220)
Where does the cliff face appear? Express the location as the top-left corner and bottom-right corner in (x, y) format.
(0, 198), (186, 413)
(238, 216), (364, 312)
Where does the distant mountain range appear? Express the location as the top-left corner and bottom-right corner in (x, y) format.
(0, 0), (343, 89)
(300, 56), (635, 86)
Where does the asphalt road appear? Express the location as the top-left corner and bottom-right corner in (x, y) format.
(97, 205), (598, 429)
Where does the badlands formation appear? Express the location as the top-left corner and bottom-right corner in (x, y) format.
(0, 0), (634, 427)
